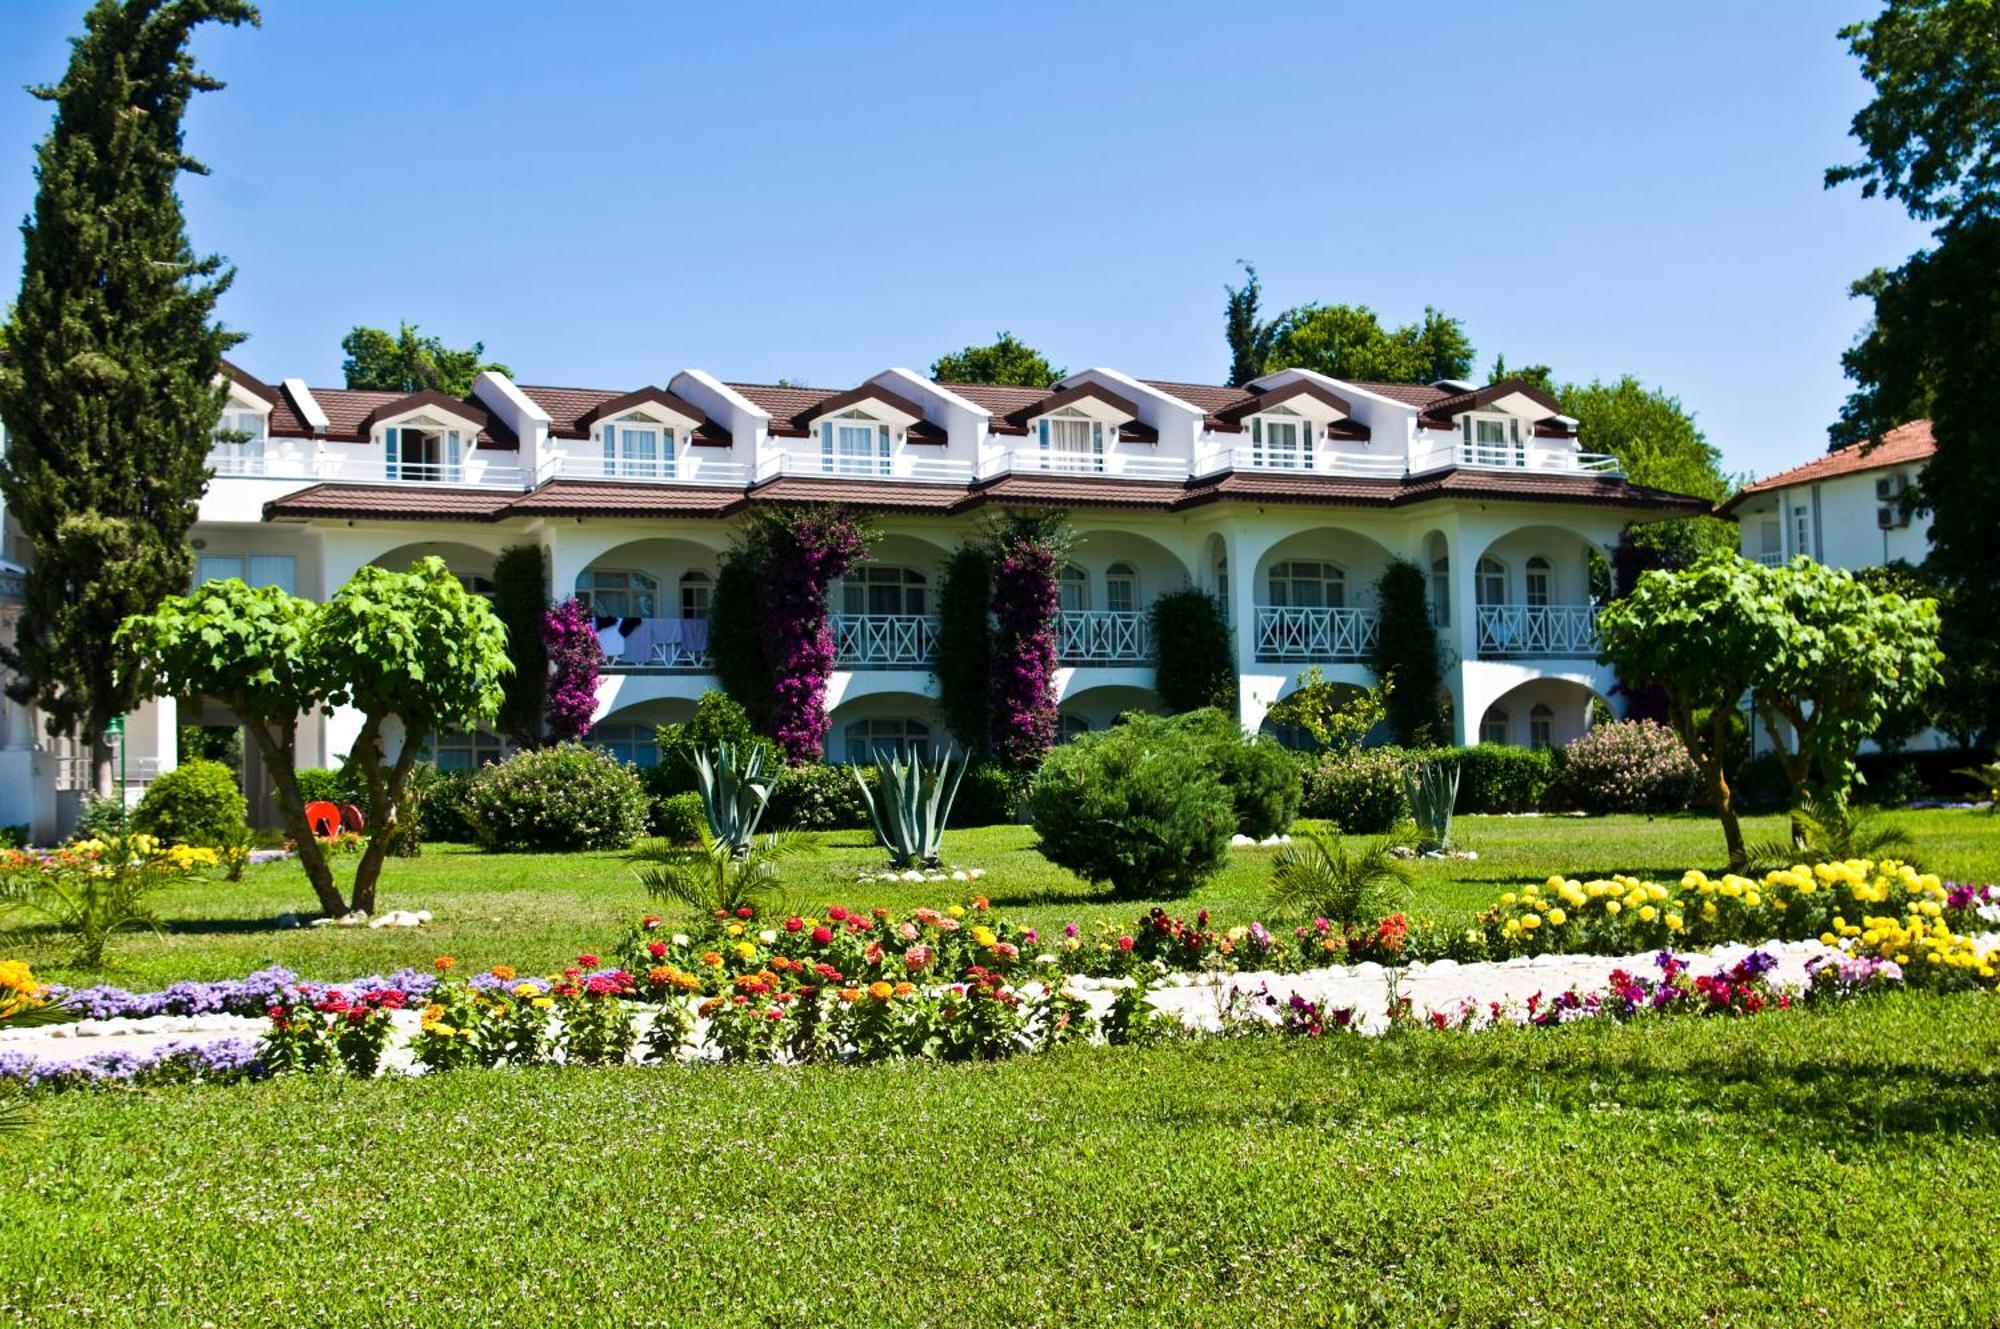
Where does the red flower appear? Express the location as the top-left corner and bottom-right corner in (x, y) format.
(647, 940), (668, 959)
(811, 926), (834, 945)
(827, 905), (850, 922)
(736, 906), (755, 920)
(784, 916), (805, 933)
(643, 916), (663, 929)
(577, 953), (600, 968)
(1117, 936), (1135, 953)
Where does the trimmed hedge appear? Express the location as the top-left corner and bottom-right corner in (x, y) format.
(654, 791), (707, 845)
(767, 763), (870, 832)
(1408, 744), (1555, 815)
(131, 759), (246, 847)
(464, 745), (650, 851)
(1554, 720), (1701, 815)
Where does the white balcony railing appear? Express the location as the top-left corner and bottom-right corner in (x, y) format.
(1254, 606), (1380, 662)
(831, 614), (937, 667)
(1057, 610), (1152, 664)
(596, 618), (712, 672)
(758, 453), (976, 484)
(205, 447), (527, 490)
(1407, 439), (1622, 476)
(1192, 446), (1405, 479)
(1476, 604), (1599, 658)
(978, 449), (1190, 482)
(543, 453), (751, 487)
(1753, 551), (1785, 567)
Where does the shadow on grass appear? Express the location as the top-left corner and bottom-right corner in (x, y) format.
(160, 915), (305, 937)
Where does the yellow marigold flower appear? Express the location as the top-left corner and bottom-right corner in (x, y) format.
(1547, 908), (1567, 926)
(1520, 915), (1541, 931)
(1605, 900), (1622, 916)
(867, 981), (894, 1000)
(732, 941), (757, 961)
(948, 905), (966, 918)
(1499, 892), (1517, 907)
(1663, 913), (1682, 931)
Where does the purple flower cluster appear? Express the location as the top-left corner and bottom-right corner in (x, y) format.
(0, 1037), (266, 1091)
(987, 529), (1060, 770)
(47, 966), (439, 1021)
(542, 596), (603, 742)
(756, 510), (867, 763)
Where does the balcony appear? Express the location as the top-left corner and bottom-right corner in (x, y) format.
(205, 446), (526, 490)
(1254, 606), (1380, 663)
(1753, 550), (1785, 567)
(1408, 439), (1622, 476)
(761, 453), (976, 484)
(1475, 604), (1599, 659)
(597, 619), (712, 672)
(1193, 446), (1404, 479)
(1057, 610), (1152, 665)
(543, 452), (750, 487)
(979, 448), (1189, 483)
(832, 614), (937, 668)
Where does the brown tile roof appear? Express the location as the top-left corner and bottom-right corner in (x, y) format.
(969, 474), (1189, 510)
(938, 382), (1053, 424)
(273, 386), (517, 448)
(1390, 469), (1713, 513)
(1722, 420), (1935, 511)
(1415, 378), (1566, 432)
(508, 480), (743, 518)
(728, 383), (840, 437)
(1141, 379), (1252, 416)
(1000, 381), (1138, 428)
(791, 383), (928, 430)
(517, 384), (624, 437)
(262, 484), (519, 522)
(221, 358), (282, 407)
(1212, 379), (1355, 425)
(747, 475), (965, 513)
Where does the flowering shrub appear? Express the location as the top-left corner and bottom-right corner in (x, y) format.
(47, 964), (437, 1021)
(542, 597), (602, 743)
(1298, 747), (1409, 833)
(987, 517), (1062, 770)
(755, 509), (869, 763)
(262, 984), (407, 1077)
(1555, 720), (1700, 814)
(463, 744), (650, 851)
(556, 960), (639, 1066)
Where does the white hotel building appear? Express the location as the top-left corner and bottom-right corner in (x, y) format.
(0, 359), (1707, 838)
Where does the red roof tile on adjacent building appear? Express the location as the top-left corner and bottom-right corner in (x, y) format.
(262, 484), (519, 522)
(1722, 420), (1935, 511)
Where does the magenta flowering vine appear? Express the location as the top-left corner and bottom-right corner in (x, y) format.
(755, 509), (869, 762)
(542, 596), (601, 742)
(987, 515), (1065, 770)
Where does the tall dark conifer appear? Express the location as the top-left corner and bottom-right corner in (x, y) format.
(0, 0), (257, 794)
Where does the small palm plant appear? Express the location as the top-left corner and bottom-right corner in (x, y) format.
(1954, 756), (2000, 813)
(689, 741), (777, 858)
(850, 748), (966, 868)
(1403, 759), (1460, 853)
(631, 831), (818, 918)
(1267, 831), (1413, 926)
(1746, 791), (1917, 871)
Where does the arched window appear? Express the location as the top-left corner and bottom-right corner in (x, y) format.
(844, 718), (931, 761)
(1525, 556), (1552, 609)
(1058, 712), (1092, 743)
(1215, 556), (1229, 620)
(1479, 707), (1510, 746)
(1251, 407), (1310, 469)
(840, 566), (927, 616)
(429, 728), (506, 773)
(591, 723), (660, 768)
(679, 570), (712, 620)
(1058, 564), (1089, 613)
(1528, 703), (1554, 750)
(1429, 555), (1450, 626)
(576, 569), (658, 619)
(1105, 562), (1138, 615)
(1476, 557), (1507, 607)
(1267, 560), (1345, 609)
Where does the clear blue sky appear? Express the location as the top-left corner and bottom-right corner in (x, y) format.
(0, 0), (1930, 480)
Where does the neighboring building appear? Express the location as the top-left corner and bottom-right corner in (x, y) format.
(0, 359), (1708, 840)
(1722, 420), (1935, 570)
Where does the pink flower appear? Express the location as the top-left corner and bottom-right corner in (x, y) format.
(898, 921), (919, 941)
(811, 926), (834, 946)
(905, 945), (932, 971)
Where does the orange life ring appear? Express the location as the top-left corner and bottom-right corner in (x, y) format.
(304, 800), (341, 838)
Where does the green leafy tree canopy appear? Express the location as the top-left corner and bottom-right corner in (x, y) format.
(341, 322), (510, 396)
(930, 332), (1064, 388)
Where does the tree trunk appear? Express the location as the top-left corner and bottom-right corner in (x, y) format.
(244, 715), (348, 917)
(346, 713), (417, 916)
(91, 733), (117, 800)
(1707, 708), (1747, 870)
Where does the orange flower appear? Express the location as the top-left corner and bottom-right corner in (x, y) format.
(433, 955), (456, 972)
(867, 981), (895, 1001)
(892, 981), (915, 997)
(647, 965), (673, 986)
(701, 951), (724, 967)
(489, 964), (517, 981)
(697, 997), (724, 1018)
(972, 895), (990, 912)
(838, 987), (863, 1004)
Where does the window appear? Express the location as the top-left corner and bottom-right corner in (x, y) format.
(1791, 504), (1812, 561)
(1479, 707), (1509, 746)
(1058, 564), (1089, 613)
(822, 413), (890, 477)
(1529, 704), (1554, 750)
(1215, 556), (1229, 620)
(1463, 414), (1523, 463)
(1267, 560), (1344, 609)
(591, 723), (660, 768)
(1105, 562), (1138, 615)
(599, 412), (673, 480)
(844, 718), (930, 761)
(1758, 521), (1782, 564)
(576, 569), (658, 619)
(1252, 413), (1309, 470)
(679, 570), (712, 620)
(1038, 411), (1104, 472)
(213, 406), (267, 473)
(1430, 556), (1450, 626)
(840, 565), (926, 616)
(1058, 713), (1092, 743)
(195, 553), (296, 596)
(1525, 556), (1552, 608)
(1476, 557), (1507, 607)
(383, 421), (463, 483)
(429, 728), (505, 773)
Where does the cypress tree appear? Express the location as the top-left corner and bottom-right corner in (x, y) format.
(931, 544), (992, 754)
(1372, 559), (1447, 745)
(490, 544), (549, 748)
(0, 0), (259, 794)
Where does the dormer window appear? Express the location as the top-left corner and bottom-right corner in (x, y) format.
(822, 412), (890, 477)
(1251, 408), (1313, 471)
(598, 411), (675, 480)
(1038, 408), (1104, 473)
(384, 415), (464, 483)
(1462, 414), (1524, 466)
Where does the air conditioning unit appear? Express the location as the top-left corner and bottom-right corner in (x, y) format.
(1875, 473), (1908, 500)
(1877, 504), (1909, 530)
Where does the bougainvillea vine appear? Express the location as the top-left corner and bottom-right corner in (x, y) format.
(542, 596), (602, 742)
(756, 508), (870, 762)
(987, 513), (1066, 770)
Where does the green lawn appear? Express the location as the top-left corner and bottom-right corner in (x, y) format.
(5, 992), (1996, 1326)
(22, 808), (2000, 989)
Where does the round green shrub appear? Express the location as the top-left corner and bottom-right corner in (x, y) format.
(463, 744), (650, 851)
(1408, 744), (1555, 814)
(1556, 720), (1700, 815)
(419, 767), (479, 842)
(1299, 747), (1410, 833)
(766, 762), (869, 831)
(131, 758), (247, 847)
(1028, 721), (1234, 899)
(1167, 709), (1301, 839)
(293, 768), (350, 807)
(654, 790), (707, 845)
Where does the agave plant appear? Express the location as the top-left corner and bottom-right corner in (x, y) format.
(1403, 759), (1460, 852)
(631, 831), (818, 917)
(851, 748), (966, 868)
(689, 741), (777, 858)
(1267, 831), (1412, 927)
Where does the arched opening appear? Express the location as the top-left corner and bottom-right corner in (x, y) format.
(576, 537), (722, 671)
(372, 541), (499, 597)
(1474, 527), (1606, 659)
(1104, 562), (1138, 615)
(1529, 702), (1555, 750)
(1254, 529), (1395, 664)
(1476, 679), (1606, 749)
(1057, 563), (1089, 613)
(1479, 705), (1510, 746)
(1057, 712), (1093, 743)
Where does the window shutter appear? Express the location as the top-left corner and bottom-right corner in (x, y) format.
(384, 427), (399, 481)
(1091, 421), (1103, 454)
(446, 430), (462, 480)
(663, 427), (676, 477)
(821, 421), (833, 463)
(1462, 417), (1472, 443)
(1251, 418), (1262, 445)
(1038, 419), (1049, 450)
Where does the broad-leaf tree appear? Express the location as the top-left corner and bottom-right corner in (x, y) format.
(1222, 266), (1476, 385)
(1827, 0), (2000, 746)
(119, 558), (509, 915)
(1596, 553), (1794, 868)
(0, 0), (258, 794)
(930, 333), (1064, 387)
(340, 322), (509, 396)
(1553, 376), (1736, 563)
